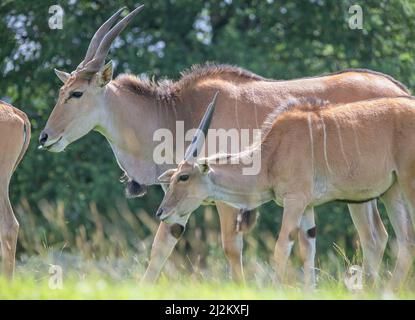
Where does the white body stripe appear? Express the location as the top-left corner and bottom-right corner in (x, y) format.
(320, 117), (333, 174)
(307, 113), (315, 177)
(332, 112), (350, 169)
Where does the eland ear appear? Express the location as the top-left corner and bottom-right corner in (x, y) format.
(158, 169), (177, 183)
(98, 60), (114, 86)
(54, 69), (70, 83)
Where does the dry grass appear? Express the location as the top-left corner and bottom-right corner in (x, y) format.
(2, 199), (413, 299)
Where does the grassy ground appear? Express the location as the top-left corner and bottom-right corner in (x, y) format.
(1, 252), (414, 299)
(2, 276), (410, 300)
(2, 274), (415, 300)
(3, 200), (414, 299)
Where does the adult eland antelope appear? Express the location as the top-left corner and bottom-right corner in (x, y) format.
(0, 100), (31, 279)
(157, 95), (415, 289)
(39, 4), (410, 283)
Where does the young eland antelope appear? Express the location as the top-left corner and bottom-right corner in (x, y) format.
(0, 100), (31, 279)
(157, 95), (415, 289)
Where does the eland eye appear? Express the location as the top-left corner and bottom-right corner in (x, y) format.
(70, 91), (83, 99)
(179, 174), (189, 182)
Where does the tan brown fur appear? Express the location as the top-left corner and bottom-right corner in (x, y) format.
(158, 96), (415, 289)
(261, 97), (415, 289)
(43, 63), (409, 286)
(113, 64), (410, 107)
(0, 100), (30, 279)
(40, 9), (409, 286)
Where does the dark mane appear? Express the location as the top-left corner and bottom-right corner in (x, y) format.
(179, 63), (266, 83)
(260, 97), (329, 140)
(113, 63), (266, 104)
(113, 63), (410, 105)
(113, 74), (177, 104)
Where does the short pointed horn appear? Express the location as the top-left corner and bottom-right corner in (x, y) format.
(184, 91), (219, 162)
(81, 7), (126, 67)
(86, 4), (144, 72)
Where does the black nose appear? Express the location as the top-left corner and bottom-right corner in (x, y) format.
(39, 131), (48, 146)
(156, 208), (163, 218)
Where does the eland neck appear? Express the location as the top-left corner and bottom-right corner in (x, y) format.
(92, 78), (247, 186)
(207, 158), (274, 210)
(94, 83), (180, 185)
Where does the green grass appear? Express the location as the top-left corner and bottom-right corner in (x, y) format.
(1, 252), (414, 300)
(1, 275), (415, 300)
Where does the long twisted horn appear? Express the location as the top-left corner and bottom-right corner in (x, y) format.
(184, 91), (219, 163)
(80, 7), (126, 67)
(83, 4), (144, 73)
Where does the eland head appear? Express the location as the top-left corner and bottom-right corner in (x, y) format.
(39, 4), (144, 152)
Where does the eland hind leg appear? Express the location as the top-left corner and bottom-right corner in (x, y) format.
(0, 146), (22, 279)
(0, 110), (27, 279)
(381, 181), (415, 290)
(298, 207), (316, 289)
(298, 202), (388, 289)
(0, 183), (19, 279)
(348, 200), (388, 286)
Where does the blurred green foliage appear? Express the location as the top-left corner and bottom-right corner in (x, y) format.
(1, 0), (415, 267)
